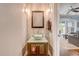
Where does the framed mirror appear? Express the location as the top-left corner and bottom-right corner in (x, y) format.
(32, 11), (44, 28)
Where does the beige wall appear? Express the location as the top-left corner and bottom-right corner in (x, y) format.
(52, 4), (60, 55)
(0, 4), (27, 56)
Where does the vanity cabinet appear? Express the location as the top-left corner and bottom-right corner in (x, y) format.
(27, 43), (48, 56)
(27, 37), (48, 56)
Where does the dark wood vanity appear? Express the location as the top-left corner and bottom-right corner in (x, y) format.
(27, 37), (48, 56)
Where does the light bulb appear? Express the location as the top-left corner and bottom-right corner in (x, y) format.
(47, 9), (50, 12)
(25, 8), (28, 12)
(22, 8), (25, 13)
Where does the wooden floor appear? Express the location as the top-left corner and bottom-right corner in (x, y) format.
(60, 36), (79, 56)
(60, 49), (79, 56)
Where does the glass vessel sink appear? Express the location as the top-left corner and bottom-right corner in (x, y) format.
(32, 34), (43, 40)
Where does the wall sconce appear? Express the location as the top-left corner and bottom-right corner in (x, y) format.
(45, 9), (51, 15)
(46, 9), (50, 13)
(46, 8), (52, 13)
(23, 8), (31, 16)
(25, 8), (29, 13)
(22, 7), (31, 15)
(22, 4), (29, 13)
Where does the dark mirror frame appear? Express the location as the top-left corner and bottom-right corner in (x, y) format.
(32, 11), (44, 28)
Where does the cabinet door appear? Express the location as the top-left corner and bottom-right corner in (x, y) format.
(39, 44), (45, 55)
(30, 44), (45, 55)
(30, 44), (37, 55)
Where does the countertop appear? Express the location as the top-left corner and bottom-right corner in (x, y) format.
(27, 37), (48, 43)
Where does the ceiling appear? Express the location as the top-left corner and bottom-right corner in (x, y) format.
(59, 3), (79, 15)
(59, 3), (79, 20)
